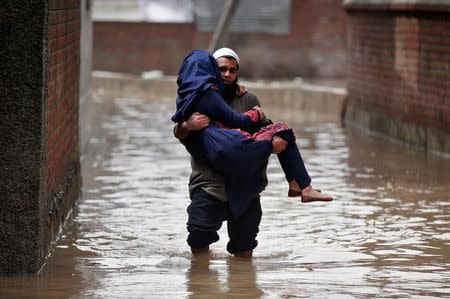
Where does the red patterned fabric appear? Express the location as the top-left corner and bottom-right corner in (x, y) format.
(218, 114), (292, 142)
(243, 109), (260, 123)
(251, 122), (293, 141)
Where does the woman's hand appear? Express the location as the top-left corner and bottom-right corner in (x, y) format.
(252, 106), (265, 122)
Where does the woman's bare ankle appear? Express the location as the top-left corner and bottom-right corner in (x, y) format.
(289, 180), (300, 192)
(301, 185), (313, 193)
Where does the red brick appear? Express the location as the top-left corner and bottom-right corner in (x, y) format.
(347, 10), (450, 132)
(45, 4), (80, 193)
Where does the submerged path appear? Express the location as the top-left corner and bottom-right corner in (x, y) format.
(0, 95), (449, 298)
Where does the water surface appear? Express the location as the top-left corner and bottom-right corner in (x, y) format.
(1, 96), (449, 298)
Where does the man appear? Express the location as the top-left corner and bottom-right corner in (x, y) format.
(174, 48), (287, 258)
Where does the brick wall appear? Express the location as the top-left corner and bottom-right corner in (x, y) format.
(0, 0), (81, 274)
(92, 0), (347, 79)
(47, 0), (81, 194)
(345, 3), (450, 153)
(37, 0), (82, 274)
(93, 22), (196, 75)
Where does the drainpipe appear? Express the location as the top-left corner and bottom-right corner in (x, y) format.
(208, 0), (240, 53)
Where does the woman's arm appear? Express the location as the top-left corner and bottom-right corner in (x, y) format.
(196, 88), (260, 128)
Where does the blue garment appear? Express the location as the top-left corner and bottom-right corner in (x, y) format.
(172, 50), (311, 218)
(171, 50), (225, 123)
(172, 50), (255, 128)
(183, 89), (272, 218)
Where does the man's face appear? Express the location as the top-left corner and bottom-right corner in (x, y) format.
(216, 57), (238, 85)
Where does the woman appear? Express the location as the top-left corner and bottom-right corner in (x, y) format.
(172, 50), (332, 218)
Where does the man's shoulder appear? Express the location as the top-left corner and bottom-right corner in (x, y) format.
(228, 89), (261, 112)
(239, 90), (259, 100)
(237, 90), (260, 106)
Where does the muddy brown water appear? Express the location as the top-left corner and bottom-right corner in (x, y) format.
(0, 96), (449, 298)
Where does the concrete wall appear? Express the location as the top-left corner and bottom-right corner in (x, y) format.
(92, 0), (347, 79)
(0, 0), (81, 275)
(344, 0), (450, 155)
(79, 0), (95, 153)
(91, 71), (346, 124)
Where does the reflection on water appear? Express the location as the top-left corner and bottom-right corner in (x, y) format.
(187, 256), (264, 298)
(0, 96), (449, 298)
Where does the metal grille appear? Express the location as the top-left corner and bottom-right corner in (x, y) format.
(193, 0), (291, 34)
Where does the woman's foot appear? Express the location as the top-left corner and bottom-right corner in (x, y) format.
(300, 185), (333, 203)
(288, 182), (333, 202)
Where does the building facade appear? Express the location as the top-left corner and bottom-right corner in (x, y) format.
(0, 0), (92, 274)
(92, 0), (348, 79)
(344, 0), (450, 154)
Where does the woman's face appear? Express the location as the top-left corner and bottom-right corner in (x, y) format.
(216, 57), (238, 85)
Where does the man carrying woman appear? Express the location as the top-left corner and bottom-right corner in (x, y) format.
(173, 49), (332, 257)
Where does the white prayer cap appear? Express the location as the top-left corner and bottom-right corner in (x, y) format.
(212, 48), (240, 64)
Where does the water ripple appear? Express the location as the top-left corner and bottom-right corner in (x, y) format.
(2, 97), (448, 299)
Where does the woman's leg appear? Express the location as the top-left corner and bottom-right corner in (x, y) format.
(277, 142), (311, 188)
(277, 141), (333, 202)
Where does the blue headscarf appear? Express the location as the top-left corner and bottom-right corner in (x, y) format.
(171, 50), (225, 123)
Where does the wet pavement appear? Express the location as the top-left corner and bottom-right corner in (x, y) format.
(0, 94), (449, 298)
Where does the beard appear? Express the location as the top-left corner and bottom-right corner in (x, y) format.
(222, 78), (239, 102)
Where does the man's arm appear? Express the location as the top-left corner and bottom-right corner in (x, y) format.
(173, 112), (211, 140)
(173, 122), (190, 140)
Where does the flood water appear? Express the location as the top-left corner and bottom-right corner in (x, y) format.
(1, 95), (449, 298)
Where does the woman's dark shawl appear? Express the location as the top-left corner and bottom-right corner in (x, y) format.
(171, 50), (224, 123)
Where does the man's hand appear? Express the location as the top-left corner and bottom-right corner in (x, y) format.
(174, 112), (211, 140)
(236, 84), (248, 96)
(185, 112), (211, 130)
(272, 136), (288, 154)
(252, 106), (265, 122)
